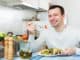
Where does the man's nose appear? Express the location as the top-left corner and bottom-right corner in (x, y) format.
(50, 17), (55, 20)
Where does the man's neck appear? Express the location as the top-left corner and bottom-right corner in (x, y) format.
(54, 23), (65, 32)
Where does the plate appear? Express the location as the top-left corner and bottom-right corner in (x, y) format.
(38, 52), (63, 57)
(37, 52), (70, 57)
(37, 48), (66, 57)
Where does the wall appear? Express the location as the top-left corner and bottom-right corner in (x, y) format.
(51, 0), (80, 29)
(38, 12), (48, 24)
(0, 6), (36, 34)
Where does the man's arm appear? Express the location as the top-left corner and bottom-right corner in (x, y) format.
(26, 22), (47, 52)
(61, 29), (80, 55)
(75, 29), (80, 54)
(28, 31), (46, 52)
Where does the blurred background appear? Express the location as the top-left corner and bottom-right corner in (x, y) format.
(0, 0), (80, 59)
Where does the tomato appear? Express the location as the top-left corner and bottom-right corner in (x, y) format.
(22, 34), (28, 40)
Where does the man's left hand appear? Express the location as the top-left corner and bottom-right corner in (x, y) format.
(61, 48), (76, 55)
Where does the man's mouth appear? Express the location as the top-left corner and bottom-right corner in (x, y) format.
(51, 20), (57, 24)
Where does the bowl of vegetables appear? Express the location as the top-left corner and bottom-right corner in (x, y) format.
(19, 50), (32, 59)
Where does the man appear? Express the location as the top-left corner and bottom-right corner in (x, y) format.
(27, 5), (80, 55)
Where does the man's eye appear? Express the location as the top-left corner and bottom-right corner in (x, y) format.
(48, 15), (52, 18)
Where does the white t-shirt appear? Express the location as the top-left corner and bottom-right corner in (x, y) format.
(29, 25), (80, 54)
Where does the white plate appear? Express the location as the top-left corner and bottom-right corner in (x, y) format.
(37, 52), (63, 57)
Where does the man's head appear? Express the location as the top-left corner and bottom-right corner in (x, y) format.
(48, 5), (65, 27)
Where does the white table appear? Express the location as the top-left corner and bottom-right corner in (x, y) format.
(29, 52), (80, 60)
(0, 57), (29, 60)
(1, 53), (80, 60)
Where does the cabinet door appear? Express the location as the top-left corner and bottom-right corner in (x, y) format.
(22, 0), (49, 11)
(22, 0), (39, 8)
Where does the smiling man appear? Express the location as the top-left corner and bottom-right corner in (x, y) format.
(27, 5), (80, 55)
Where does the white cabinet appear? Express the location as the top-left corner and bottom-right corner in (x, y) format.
(21, 0), (39, 9)
(1, 0), (39, 9)
(12, 0), (49, 11)
(1, 0), (50, 11)
(21, 0), (49, 11)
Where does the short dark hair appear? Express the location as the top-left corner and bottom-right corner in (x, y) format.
(49, 5), (65, 15)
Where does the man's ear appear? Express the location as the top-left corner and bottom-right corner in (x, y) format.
(62, 14), (65, 20)
(63, 14), (65, 17)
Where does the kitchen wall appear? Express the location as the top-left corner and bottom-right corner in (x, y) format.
(37, 12), (48, 25)
(0, 6), (36, 34)
(51, 0), (80, 29)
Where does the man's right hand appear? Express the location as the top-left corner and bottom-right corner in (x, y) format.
(61, 48), (76, 55)
(26, 22), (36, 35)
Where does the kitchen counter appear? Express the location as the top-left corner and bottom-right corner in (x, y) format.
(1, 55), (80, 60)
(30, 55), (80, 60)
(0, 57), (29, 60)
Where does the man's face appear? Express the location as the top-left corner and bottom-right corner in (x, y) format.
(48, 8), (64, 27)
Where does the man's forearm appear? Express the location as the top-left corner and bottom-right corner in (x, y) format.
(75, 48), (80, 54)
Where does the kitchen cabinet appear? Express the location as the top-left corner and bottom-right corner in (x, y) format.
(15, 0), (49, 11)
(0, 0), (49, 11)
(21, 0), (39, 9)
(4, 0), (39, 9)
(21, 0), (49, 11)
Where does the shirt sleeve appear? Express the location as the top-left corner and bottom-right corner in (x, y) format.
(28, 31), (47, 52)
(75, 29), (80, 54)
(76, 48), (80, 55)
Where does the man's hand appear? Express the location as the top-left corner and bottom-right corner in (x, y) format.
(61, 48), (76, 55)
(26, 22), (36, 35)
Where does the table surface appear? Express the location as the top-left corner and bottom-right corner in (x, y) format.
(31, 55), (80, 60)
(30, 52), (80, 60)
(1, 53), (80, 60)
(1, 55), (80, 60)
